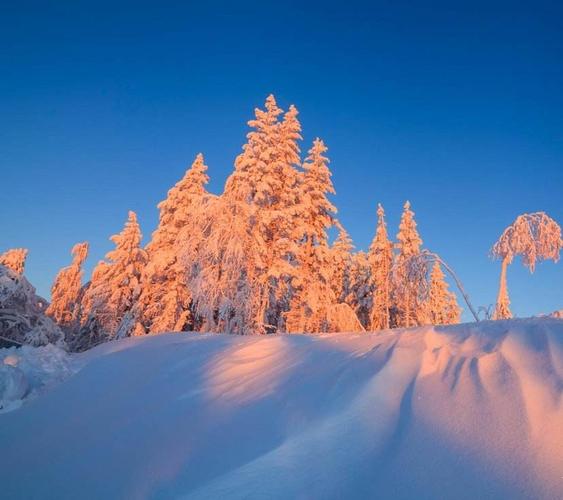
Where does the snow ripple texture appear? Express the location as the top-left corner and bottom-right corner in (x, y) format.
(0, 318), (562, 499)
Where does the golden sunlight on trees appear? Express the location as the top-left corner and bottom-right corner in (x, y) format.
(491, 212), (562, 320)
(46, 242), (89, 328)
(6, 96), (559, 351)
(0, 249), (28, 276)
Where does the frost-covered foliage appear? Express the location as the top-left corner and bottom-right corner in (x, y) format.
(491, 212), (562, 319)
(46, 242), (89, 329)
(0, 264), (64, 347)
(286, 139), (337, 333)
(139, 154), (212, 334)
(393, 201), (425, 327)
(368, 204), (393, 330)
(183, 96), (309, 334)
(427, 261), (461, 325)
(329, 226), (354, 304)
(8, 96), (561, 348)
(345, 251), (373, 329)
(0, 248), (28, 275)
(75, 211), (148, 350)
(20, 95), (496, 345)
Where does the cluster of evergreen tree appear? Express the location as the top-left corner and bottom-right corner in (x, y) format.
(37, 95), (461, 350)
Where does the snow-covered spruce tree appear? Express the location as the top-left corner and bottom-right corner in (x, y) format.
(427, 261), (461, 325)
(0, 263), (64, 347)
(345, 251), (373, 329)
(0, 248), (28, 275)
(368, 204), (393, 330)
(190, 95), (303, 334)
(329, 225), (354, 304)
(78, 211), (147, 348)
(286, 138), (337, 333)
(393, 201), (425, 328)
(491, 212), (561, 319)
(46, 242), (89, 329)
(323, 224), (365, 331)
(180, 193), (254, 333)
(259, 101), (303, 333)
(138, 154), (211, 333)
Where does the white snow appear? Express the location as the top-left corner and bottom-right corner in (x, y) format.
(0, 318), (562, 499)
(0, 344), (75, 413)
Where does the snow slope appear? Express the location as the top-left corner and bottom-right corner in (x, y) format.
(0, 318), (562, 499)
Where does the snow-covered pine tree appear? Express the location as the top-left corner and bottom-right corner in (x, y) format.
(368, 204), (393, 330)
(181, 193), (256, 333)
(323, 225), (365, 331)
(258, 101), (303, 332)
(0, 262), (64, 347)
(185, 99), (282, 334)
(139, 154), (211, 333)
(345, 251), (373, 329)
(0, 248), (28, 275)
(427, 261), (461, 325)
(193, 95), (303, 334)
(329, 225), (354, 304)
(79, 211), (147, 346)
(46, 242), (89, 329)
(286, 138), (337, 333)
(393, 201), (424, 328)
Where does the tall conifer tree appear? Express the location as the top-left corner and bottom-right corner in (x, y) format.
(427, 261), (461, 325)
(80, 211), (147, 343)
(369, 204), (393, 330)
(139, 154), (210, 333)
(394, 201), (424, 327)
(46, 242), (89, 328)
(286, 139), (336, 332)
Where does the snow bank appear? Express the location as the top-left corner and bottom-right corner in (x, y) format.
(0, 344), (74, 413)
(0, 318), (562, 499)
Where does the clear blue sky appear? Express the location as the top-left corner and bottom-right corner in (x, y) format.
(1, 1), (562, 320)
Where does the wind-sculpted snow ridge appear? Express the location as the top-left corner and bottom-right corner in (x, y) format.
(0, 318), (562, 499)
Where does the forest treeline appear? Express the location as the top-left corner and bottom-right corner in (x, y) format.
(3, 96), (559, 351)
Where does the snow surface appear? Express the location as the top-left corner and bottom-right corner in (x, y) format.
(0, 344), (75, 413)
(0, 318), (562, 499)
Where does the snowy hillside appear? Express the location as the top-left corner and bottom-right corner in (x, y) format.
(1, 318), (562, 499)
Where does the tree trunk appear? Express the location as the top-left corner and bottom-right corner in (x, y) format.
(493, 256), (512, 320)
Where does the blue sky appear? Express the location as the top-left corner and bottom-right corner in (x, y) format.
(1, 1), (562, 320)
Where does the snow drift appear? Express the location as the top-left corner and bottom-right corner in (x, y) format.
(0, 318), (562, 499)
(0, 344), (75, 413)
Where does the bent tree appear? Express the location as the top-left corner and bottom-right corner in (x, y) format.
(491, 212), (562, 320)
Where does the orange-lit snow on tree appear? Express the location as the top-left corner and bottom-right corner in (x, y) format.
(393, 201), (424, 328)
(369, 204), (393, 330)
(79, 211), (147, 346)
(0, 256), (64, 347)
(345, 251), (373, 329)
(189, 96), (305, 334)
(286, 138), (337, 333)
(139, 153), (211, 333)
(46, 242), (89, 327)
(427, 261), (461, 325)
(0, 248), (28, 275)
(329, 225), (354, 305)
(491, 212), (562, 320)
